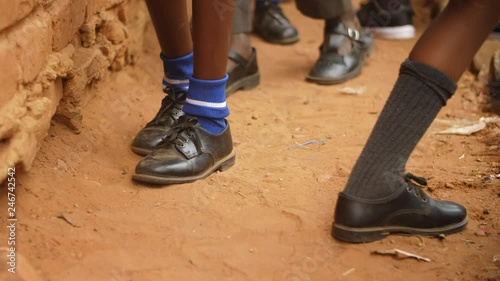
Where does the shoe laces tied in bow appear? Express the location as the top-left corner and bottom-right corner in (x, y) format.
(159, 117), (202, 148)
(404, 173), (428, 202)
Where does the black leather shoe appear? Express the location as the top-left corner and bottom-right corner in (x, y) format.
(226, 48), (260, 97)
(307, 23), (374, 85)
(133, 116), (235, 185)
(131, 88), (186, 155)
(357, 0), (415, 40)
(254, 2), (299, 45)
(333, 174), (467, 243)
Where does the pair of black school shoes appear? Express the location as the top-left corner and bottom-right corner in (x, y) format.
(130, 44), (260, 184)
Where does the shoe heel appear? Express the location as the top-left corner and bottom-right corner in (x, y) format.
(242, 73), (260, 90)
(332, 224), (387, 243)
(225, 73), (260, 97)
(218, 155), (236, 172)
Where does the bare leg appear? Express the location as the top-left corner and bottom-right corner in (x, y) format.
(343, 0), (500, 200)
(334, 0), (500, 243)
(228, 0), (253, 72)
(410, 0), (500, 80)
(192, 0), (234, 79)
(145, 0), (192, 58)
(227, 33), (252, 72)
(134, 0), (237, 185)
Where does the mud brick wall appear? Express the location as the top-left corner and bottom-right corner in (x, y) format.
(0, 0), (149, 181)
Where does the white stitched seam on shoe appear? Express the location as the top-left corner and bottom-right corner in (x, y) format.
(185, 98), (227, 108)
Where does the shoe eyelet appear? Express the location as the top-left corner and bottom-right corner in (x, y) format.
(347, 28), (360, 41)
(180, 143), (186, 148)
(406, 186), (411, 192)
(422, 198), (428, 203)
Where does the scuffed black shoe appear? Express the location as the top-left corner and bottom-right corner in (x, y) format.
(254, 2), (299, 45)
(226, 48), (260, 97)
(357, 0), (415, 40)
(332, 173), (468, 243)
(131, 88), (186, 155)
(307, 22), (374, 85)
(133, 116), (235, 185)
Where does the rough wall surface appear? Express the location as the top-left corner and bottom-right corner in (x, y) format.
(0, 0), (149, 181)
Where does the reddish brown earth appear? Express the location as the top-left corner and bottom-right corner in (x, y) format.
(1, 3), (499, 281)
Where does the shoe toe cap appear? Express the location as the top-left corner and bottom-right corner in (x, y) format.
(135, 155), (188, 177)
(436, 200), (467, 224)
(258, 23), (299, 43)
(308, 56), (360, 81)
(132, 128), (167, 152)
(135, 151), (214, 178)
(278, 26), (298, 39)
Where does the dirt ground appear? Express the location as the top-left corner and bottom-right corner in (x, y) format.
(1, 3), (500, 281)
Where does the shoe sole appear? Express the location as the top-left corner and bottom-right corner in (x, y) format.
(332, 217), (468, 243)
(226, 72), (261, 97)
(268, 34), (300, 45)
(254, 30), (300, 45)
(132, 152), (236, 185)
(365, 25), (415, 40)
(306, 59), (365, 85)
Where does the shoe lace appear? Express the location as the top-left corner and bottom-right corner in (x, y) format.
(158, 116), (202, 148)
(404, 173), (428, 202)
(147, 88), (185, 126)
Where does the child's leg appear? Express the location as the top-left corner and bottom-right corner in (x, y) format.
(146, 0), (193, 92)
(192, 0), (233, 80)
(134, 0), (236, 185)
(228, 0), (252, 73)
(334, 0), (500, 243)
(182, 0), (234, 134)
(226, 0), (260, 97)
(131, 0), (194, 155)
(146, 0), (192, 58)
(409, 0), (500, 80)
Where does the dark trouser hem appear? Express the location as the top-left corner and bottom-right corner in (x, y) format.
(295, 0), (353, 19)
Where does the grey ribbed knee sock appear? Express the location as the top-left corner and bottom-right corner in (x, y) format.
(343, 59), (457, 199)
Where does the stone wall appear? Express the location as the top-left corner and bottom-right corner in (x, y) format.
(0, 0), (149, 182)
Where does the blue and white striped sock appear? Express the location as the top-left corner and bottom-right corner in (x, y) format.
(161, 52), (193, 94)
(182, 75), (230, 134)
